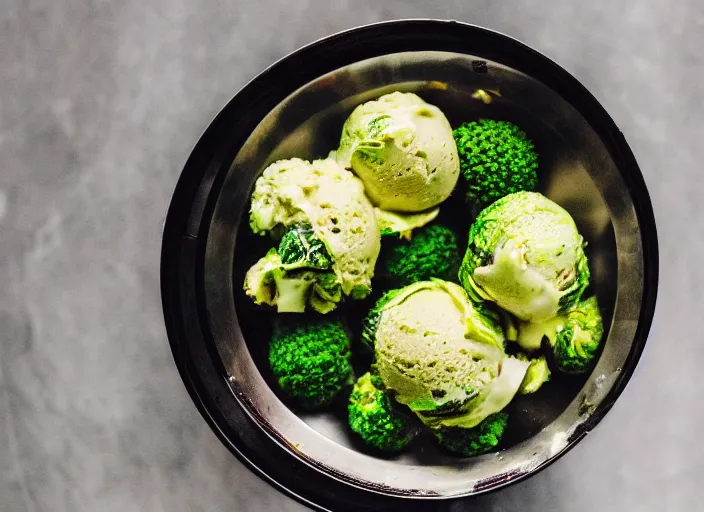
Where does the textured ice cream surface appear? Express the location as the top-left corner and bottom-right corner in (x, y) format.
(419, 356), (530, 429)
(373, 281), (526, 424)
(336, 92), (459, 213)
(249, 158), (380, 297)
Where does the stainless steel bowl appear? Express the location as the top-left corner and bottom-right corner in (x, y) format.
(161, 20), (658, 511)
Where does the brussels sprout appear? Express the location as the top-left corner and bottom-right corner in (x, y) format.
(515, 296), (604, 374)
(459, 191), (590, 322)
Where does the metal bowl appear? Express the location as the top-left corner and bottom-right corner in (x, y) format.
(161, 20), (658, 511)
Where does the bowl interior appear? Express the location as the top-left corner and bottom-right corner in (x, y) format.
(202, 51), (643, 496)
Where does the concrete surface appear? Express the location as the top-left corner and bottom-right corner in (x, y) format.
(1, 1), (701, 511)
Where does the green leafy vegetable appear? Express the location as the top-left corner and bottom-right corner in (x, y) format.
(459, 191), (590, 322)
(269, 316), (353, 409)
(380, 224), (461, 287)
(453, 119), (538, 208)
(550, 296), (604, 374)
(348, 372), (414, 453)
(278, 223), (333, 270)
(433, 412), (509, 457)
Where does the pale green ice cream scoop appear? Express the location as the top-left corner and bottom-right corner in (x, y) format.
(373, 281), (528, 426)
(459, 192), (590, 322)
(248, 158), (380, 298)
(336, 92), (459, 213)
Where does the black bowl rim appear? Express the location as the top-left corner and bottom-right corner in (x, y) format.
(160, 19), (659, 511)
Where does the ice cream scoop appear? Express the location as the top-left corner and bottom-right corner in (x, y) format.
(459, 191), (590, 322)
(336, 92), (459, 213)
(373, 281), (528, 426)
(248, 158), (380, 298)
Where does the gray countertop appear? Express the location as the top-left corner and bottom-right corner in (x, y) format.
(1, 1), (700, 511)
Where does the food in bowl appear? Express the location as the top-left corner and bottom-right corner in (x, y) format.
(453, 119), (538, 209)
(370, 280), (526, 422)
(336, 92), (459, 213)
(378, 223), (461, 287)
(459, 191), (590, 323)
(241, 91), (604, 457)
(244, 158), (381, 313)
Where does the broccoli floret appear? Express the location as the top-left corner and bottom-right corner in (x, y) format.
(453, 120), (538, 208)
(549, 296), (604, 374)
(517, 354), (551, 394)
(379, 224), (461, 287)
(309, 271), (342, 313)
(271, 269), (317, 313)
(348, 372), (414, 453)
(244, 248), (318, 313)
(269, 316), (354, 409)
(433, 412), (509, 457)
(243, 248), (281, 306)
(244, 243), (341, 314)
(360, 288), (403, 349)
(278, 223), (333, 270)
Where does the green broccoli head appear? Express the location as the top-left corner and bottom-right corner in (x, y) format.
(550, 296), (604, 374)
(278, 223), (333, 270)
(360, 288), (403, 350)
(459, 191), (590, 322)
(453, 119), (538, 208)
(380, 224), (461, 287)
(269, 316), (354, 409)
(433, 412), (509, 457)
(348, 372), (414, 453)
